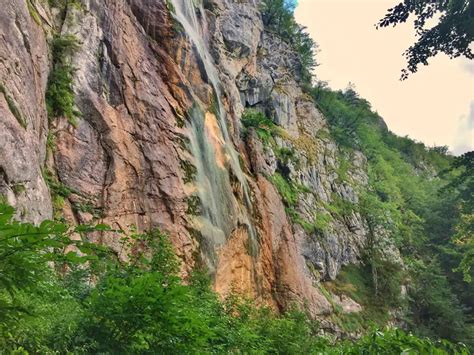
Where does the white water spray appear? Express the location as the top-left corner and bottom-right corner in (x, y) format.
(170, 0), (258, 262)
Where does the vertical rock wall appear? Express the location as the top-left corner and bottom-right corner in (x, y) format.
(0, 0), (382, 318)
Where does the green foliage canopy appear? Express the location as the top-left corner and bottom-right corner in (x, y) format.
(377, 0), (474, 79)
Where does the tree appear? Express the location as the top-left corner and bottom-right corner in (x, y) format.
(260, 0), (318, 85)
(443, 151), (474, 282)
(0, 204), (109, 352)
(377, 0), (474, 79)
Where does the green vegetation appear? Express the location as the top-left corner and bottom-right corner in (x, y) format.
(260, 0), (317, 86)
(313, 83), (474, 348)
(186, 195), (202, 216)
(275, 146), (299, 166)
(244, 104), (350, 237)
(46, 34), (81, 126)
(0, 83), (27, 128)
(269, 171), (336, 236)
(268, 172), (299, 206)
(325, 194), (357, 220)
(180, 159), (197, 183)
(335, 156), (351, 183)
(42, 168), (76, 218)
(286, 208), (333, 236)
(71, 201), (104, 219)
(48, 0), (83, 11)
(241, 108), (281, 145)
(377, 0), (474, 80)
(46, 130), (56, 159)
(0, 203), (468, 353)
(325, 265), (392, 333)
(335, 328), (469, 354)
(442, 151), (474, 282)
(27, 0), (42, 25)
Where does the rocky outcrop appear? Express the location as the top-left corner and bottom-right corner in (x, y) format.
(0, 0), (391, 322)
(0, 0), (52, 224)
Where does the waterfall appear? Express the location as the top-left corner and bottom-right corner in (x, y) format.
(170, 0), (258, 268)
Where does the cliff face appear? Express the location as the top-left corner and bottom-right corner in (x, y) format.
(0, 0), (386, 319)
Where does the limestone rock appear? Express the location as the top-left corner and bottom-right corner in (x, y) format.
(0, 0), (401, 332)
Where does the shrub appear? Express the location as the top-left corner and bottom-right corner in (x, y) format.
(0, 204), (107, 352)
(241, 108), (279, 144)
(336, 328), (470, 354)
(46, 34), (81, 126)
(0, 204), (468, 353)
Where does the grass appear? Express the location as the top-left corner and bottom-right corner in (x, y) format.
(318, 283), (343, 314)
(268, 172), (331, 236)
(287, 207), (332, 236)
(287, 133), (319, 164)
(286, 207), (315, 234)
(12, 184), (26, 195)
(268, 173), (299, 206)
(313, 212), (332, 234)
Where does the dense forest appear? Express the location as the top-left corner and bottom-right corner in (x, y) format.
(0, 202), (471, 353)
(313, 83), (474, 347)
(0, 0), (472, 353)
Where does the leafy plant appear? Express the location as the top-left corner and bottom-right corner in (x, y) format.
(46, 34), (81, 126)
(0, 203), (468, 352)
(0, 204), (109, 352)
(241, 108), (280, 145)
(377, 0), (474, 80)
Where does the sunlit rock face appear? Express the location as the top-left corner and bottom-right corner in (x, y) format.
(0, 0), (389, 320)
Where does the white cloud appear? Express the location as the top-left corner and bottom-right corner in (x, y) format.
(468, 101), (474, 130)
(452, 101), (474, 155)
(462, 61), (474, 75)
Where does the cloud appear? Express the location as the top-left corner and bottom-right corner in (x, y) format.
(452, 101), (474, 155)
(461, 61), (474, 75)
(468, 100), (474, 130)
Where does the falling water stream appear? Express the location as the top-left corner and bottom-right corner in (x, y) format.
(170, 0), (257, 268)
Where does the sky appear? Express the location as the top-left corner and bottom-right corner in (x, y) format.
(294, 0), (474, 155)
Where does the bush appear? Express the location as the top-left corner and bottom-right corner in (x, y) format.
(336, 328), (470, 355)
(0, 204), (469, 353)
(0, 204), (107, 352)
(46, 34), (81, 126)
(241, 108), (280, 144)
